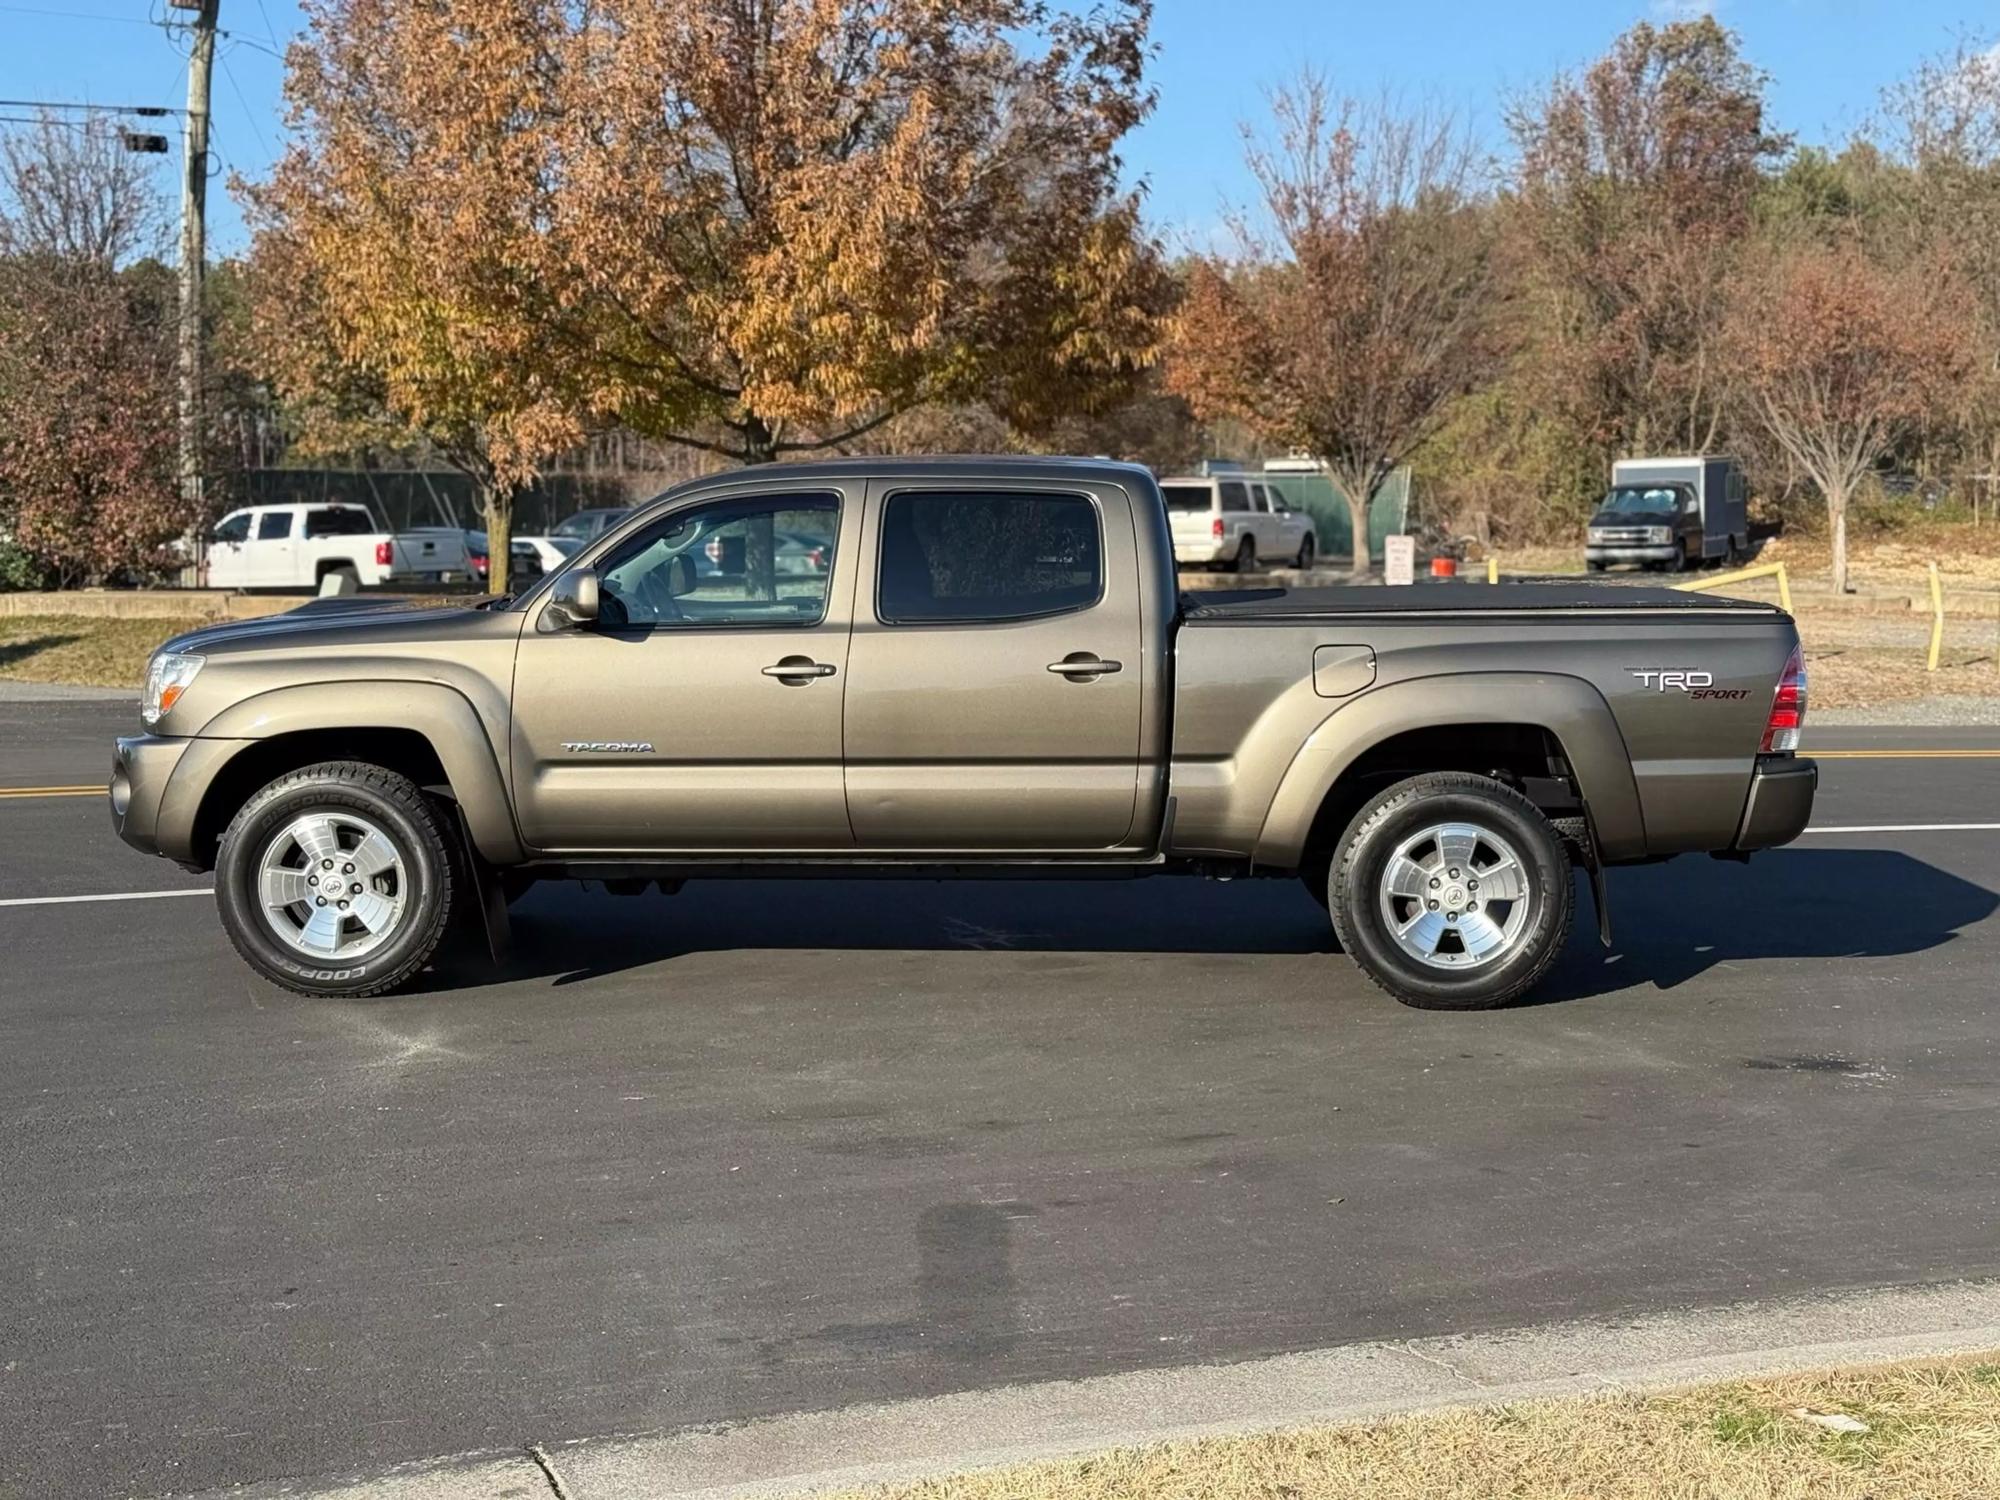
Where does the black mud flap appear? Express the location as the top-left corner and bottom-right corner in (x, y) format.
(1554, 813), (1612, 948)
(452, 807), (510, 963)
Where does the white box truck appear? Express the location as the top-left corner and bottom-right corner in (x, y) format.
(1586, 457), (1748, 572)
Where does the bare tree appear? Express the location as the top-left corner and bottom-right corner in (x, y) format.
(1168, 75), (1497, 572)
(0, 113), (165, 266)
(1727, 241), (1975, 594)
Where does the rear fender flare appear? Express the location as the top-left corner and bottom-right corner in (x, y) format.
(1252, 673), (1646, 869)
(168, 681), (523, 864)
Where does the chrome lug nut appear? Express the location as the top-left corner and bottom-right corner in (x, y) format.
(321, 859), (334, 870)
(338, 899), (349, 911)
(314, 896), (326, 906)
(342, 863), (354, 875)
(1429, 877), (1440, 889)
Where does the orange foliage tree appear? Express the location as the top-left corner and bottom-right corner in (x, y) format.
(1168, 76), (1497, 572)
(1726, 242), (1975, 593)
(246, 0), (1167, 591)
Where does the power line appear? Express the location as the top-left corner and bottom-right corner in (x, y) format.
(0, 3), (154, 21)
(217, 49), (270, 158)
(0, 97), (178, 115)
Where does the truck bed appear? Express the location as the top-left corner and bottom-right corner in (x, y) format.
(1182, 581), (1780, 620)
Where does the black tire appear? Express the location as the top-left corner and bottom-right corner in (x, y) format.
(1234, 536), (1257, 574)
(1295, 535), (1315, 571)
(1327, 772), (1573, 1010)
(1585, 560), (1606, 573)
(215, 761), (457, 998)
(1665, 546), (1687, 574)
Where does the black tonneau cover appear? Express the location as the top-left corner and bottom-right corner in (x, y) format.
(1182, 581), (1778, 620)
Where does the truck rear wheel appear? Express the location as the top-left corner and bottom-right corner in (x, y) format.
(214, 762), (456, 998)
(1327, 772), (1573, 1010)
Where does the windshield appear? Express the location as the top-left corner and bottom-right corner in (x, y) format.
(1161, 484), (1211, 513)
(1599, 485), (1691, 514)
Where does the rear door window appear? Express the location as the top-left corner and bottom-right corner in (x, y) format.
(878, 490), (1101, 624)
(1220, 482), (1250, 513)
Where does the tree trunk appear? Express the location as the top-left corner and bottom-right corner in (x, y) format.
(482, 483), (513, 596)
(1829, 487), (1849, 596)
(1344, 485), (1372, 577)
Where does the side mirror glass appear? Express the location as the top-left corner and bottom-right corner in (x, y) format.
(544, 568), (600, 630)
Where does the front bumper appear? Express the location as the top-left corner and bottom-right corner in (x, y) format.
(1587, 544), (1679, 564)
(1733, 755), (1817, 851)
(111, 734), (193, 859)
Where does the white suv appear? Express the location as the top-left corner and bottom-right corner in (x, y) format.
(1162, 475), (1317, 572)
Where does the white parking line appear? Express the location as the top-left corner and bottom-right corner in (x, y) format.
(0, 888), (211, 910)
(1802, 823), (2000, 834)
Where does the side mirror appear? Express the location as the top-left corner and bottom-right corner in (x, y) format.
(544, 568), (600, 630)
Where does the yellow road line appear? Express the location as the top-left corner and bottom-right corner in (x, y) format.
(0, 785), (102, 798)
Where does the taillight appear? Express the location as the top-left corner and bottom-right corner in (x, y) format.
(1761, 646), (1806, 753)
(1211, 516), (1224, 539)
(374, 541), (392, 567)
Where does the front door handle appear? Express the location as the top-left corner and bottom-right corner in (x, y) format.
(1047, 653), (1123, 681)
(762, 656), (837, 684)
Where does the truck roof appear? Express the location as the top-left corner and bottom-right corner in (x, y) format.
(663, 455), (1158, 488)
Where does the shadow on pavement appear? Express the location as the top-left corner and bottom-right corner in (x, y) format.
(407, 845), (1996, 1004)
(1533, 847), (1998, 1002)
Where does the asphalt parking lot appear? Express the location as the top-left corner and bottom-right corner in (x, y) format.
(3, 695), (1999, 1498)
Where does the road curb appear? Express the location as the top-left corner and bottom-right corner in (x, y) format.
(178, 1278), (2000, 1500)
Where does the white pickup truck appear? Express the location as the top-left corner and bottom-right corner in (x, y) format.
(202, 504), (473, 591)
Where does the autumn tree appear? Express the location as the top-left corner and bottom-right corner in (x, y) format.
(1726, 242), (1974, 593)
(1167, 78), (1496, 572)
(1506, 18), (1786, 458)
(247, 0), (1168, 592)
(1868, 35), (2000, 512)
(0, 116), (192, 586)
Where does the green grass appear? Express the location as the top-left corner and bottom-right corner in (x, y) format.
(0, 615), (210, 688)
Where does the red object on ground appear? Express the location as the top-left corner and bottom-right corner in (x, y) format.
(1430, 557), (1458, 578)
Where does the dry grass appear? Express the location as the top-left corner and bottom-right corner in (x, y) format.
(0, 614), (208, 688)
(821, 1359), (2000, 1500)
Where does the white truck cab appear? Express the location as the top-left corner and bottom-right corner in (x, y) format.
(204, 504), (472, 591)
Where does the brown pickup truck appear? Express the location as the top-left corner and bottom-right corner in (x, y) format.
(111, 457), (1816, 1008)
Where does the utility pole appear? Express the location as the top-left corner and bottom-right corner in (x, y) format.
(175, 0), (220, 537)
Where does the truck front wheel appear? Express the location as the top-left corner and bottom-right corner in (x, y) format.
(1327, 772), (1573, 1009)
(214, 762), (457, 998)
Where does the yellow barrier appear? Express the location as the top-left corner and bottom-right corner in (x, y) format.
(1487, 557), (1498, 584)
(1671, 560), (1793, 614)
(1927, 562), (1945, 673)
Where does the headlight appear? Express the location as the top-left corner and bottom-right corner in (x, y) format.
(1587, 528), (1608, 544)
(1646, 526), (1673, 544)
(142, 651), (204, 727)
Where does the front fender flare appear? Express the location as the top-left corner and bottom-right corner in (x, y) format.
(1252, 672), (1646, 869)
(164, 680), (523, 864)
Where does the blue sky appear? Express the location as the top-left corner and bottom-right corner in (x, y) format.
(0, 0), (1990, 254)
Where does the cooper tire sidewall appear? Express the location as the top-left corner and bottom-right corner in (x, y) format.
(1337, 790), (1567, 1003)
(218, 782), (445, 992)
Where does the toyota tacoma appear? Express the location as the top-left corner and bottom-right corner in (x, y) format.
(111, 457), (1816, 1009)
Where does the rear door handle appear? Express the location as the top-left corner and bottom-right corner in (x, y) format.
(1047, 654), (1122, 680)
(762, 657), (837, 684)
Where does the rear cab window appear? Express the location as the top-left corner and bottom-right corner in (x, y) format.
(304, 507), (375, 538)
(877, 489), (1102, 624)
(1161, 483), (1214, 514)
